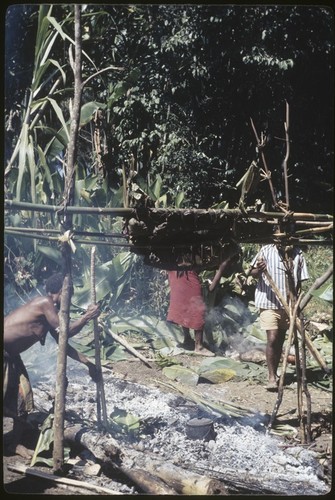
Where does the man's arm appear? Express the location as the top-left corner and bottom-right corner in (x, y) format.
(68, 304), (100, 338)
(42, 298), (100, 337)
(49, 328), (100, 382)
(208, 253), (239, 292)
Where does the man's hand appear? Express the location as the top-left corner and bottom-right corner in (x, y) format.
(84, 304), (100, 321)
(256, 259), (267, 273)
(87, 362), (101, 383)
(250, 258), (267, 277)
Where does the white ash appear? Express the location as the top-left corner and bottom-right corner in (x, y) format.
(32, 363), (329, 495)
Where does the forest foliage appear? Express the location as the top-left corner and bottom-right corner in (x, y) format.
(4, 4), (333, 303)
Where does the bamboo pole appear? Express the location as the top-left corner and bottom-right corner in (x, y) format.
(4, 199), (333, 221)
(90, 246), (108, 429)
(53, 273), (70, 472)
(299, 317), (312, 443)
(5, 226), (333, 248)
(285, 249), (305, 441)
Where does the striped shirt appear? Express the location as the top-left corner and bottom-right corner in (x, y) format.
(251, 245), (309, 310)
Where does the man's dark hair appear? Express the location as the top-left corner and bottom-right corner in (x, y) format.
(45, 273), (63, 294)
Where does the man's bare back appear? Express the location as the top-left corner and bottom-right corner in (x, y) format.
(3, 273), (101, 458)
(4, 295), (60, 356)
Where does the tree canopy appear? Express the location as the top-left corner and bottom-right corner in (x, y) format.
(3, 4), (334, 292)
(5, 4), (333, 213)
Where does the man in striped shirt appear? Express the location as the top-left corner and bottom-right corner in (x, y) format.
(250, 243), (309, 391)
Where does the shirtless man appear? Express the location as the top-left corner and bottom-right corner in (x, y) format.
(3, 272), (100, 458)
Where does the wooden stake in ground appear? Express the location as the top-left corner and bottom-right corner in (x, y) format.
(262, 268), (329, 373)
(53, 5), (83, 472)
(267, 286), (302, 432)
(264, 247), (312, 442)
(91, 246), (108, 429)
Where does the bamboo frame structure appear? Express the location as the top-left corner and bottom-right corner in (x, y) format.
(5, 198), (332, 271)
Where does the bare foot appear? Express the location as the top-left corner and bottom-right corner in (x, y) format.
(194, 346), (215, 357)
(265, 380), (278, 392)
(11, 444), (34, 460)
(178, 340), (195, 350)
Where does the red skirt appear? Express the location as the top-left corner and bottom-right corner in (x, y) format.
(167, 270), (206, 330)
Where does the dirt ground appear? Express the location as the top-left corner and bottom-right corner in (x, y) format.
(2, 353), (333, 496)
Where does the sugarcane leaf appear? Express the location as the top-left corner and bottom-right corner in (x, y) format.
(47, 97), (70, 141)
(174, 191), (185, 208)
(270, 423), (298, 438)
(15, 123), (29, 200)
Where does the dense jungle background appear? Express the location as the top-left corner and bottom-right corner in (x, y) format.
(3, 5), (333, 494)
(4, 4), (333, 299)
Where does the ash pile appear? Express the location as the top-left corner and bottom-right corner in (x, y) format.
(29, 360), (329, 496)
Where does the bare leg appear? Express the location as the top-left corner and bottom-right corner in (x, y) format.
(194, 330), (215, 357)
(266, 329), (286, 390)
(7, 416), (34, 459)
(179, 327), (195, 350)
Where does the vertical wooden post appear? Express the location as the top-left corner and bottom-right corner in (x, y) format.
(53, 4), (82, 472)
(90, 246), (108, 429)
(283, 101), (290, 209)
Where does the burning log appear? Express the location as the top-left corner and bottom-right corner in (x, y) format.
(63, 422), (228, 495)
(118, 467), (177, 495)
(121, 450), (228, 495)
(63, 424), (120, 464)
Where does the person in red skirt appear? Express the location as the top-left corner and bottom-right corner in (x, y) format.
(167, 265), (215, 356)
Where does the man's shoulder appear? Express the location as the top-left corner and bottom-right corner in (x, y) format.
(261, 244), (276, 253)
(29, 294), (54, 309)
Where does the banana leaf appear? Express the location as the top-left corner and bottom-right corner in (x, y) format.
(106, 314), (182, 348)
(31, 415), (70, 468)
(109, 408), (141, 435)
(72, 252), (136, 308)
(162, 365), (199, 387)
(199, 368), (236, 384)
(310, 282), (333, 303)
(37, 244), (62, 264)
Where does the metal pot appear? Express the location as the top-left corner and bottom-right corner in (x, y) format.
(186, 418), (216, 441)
